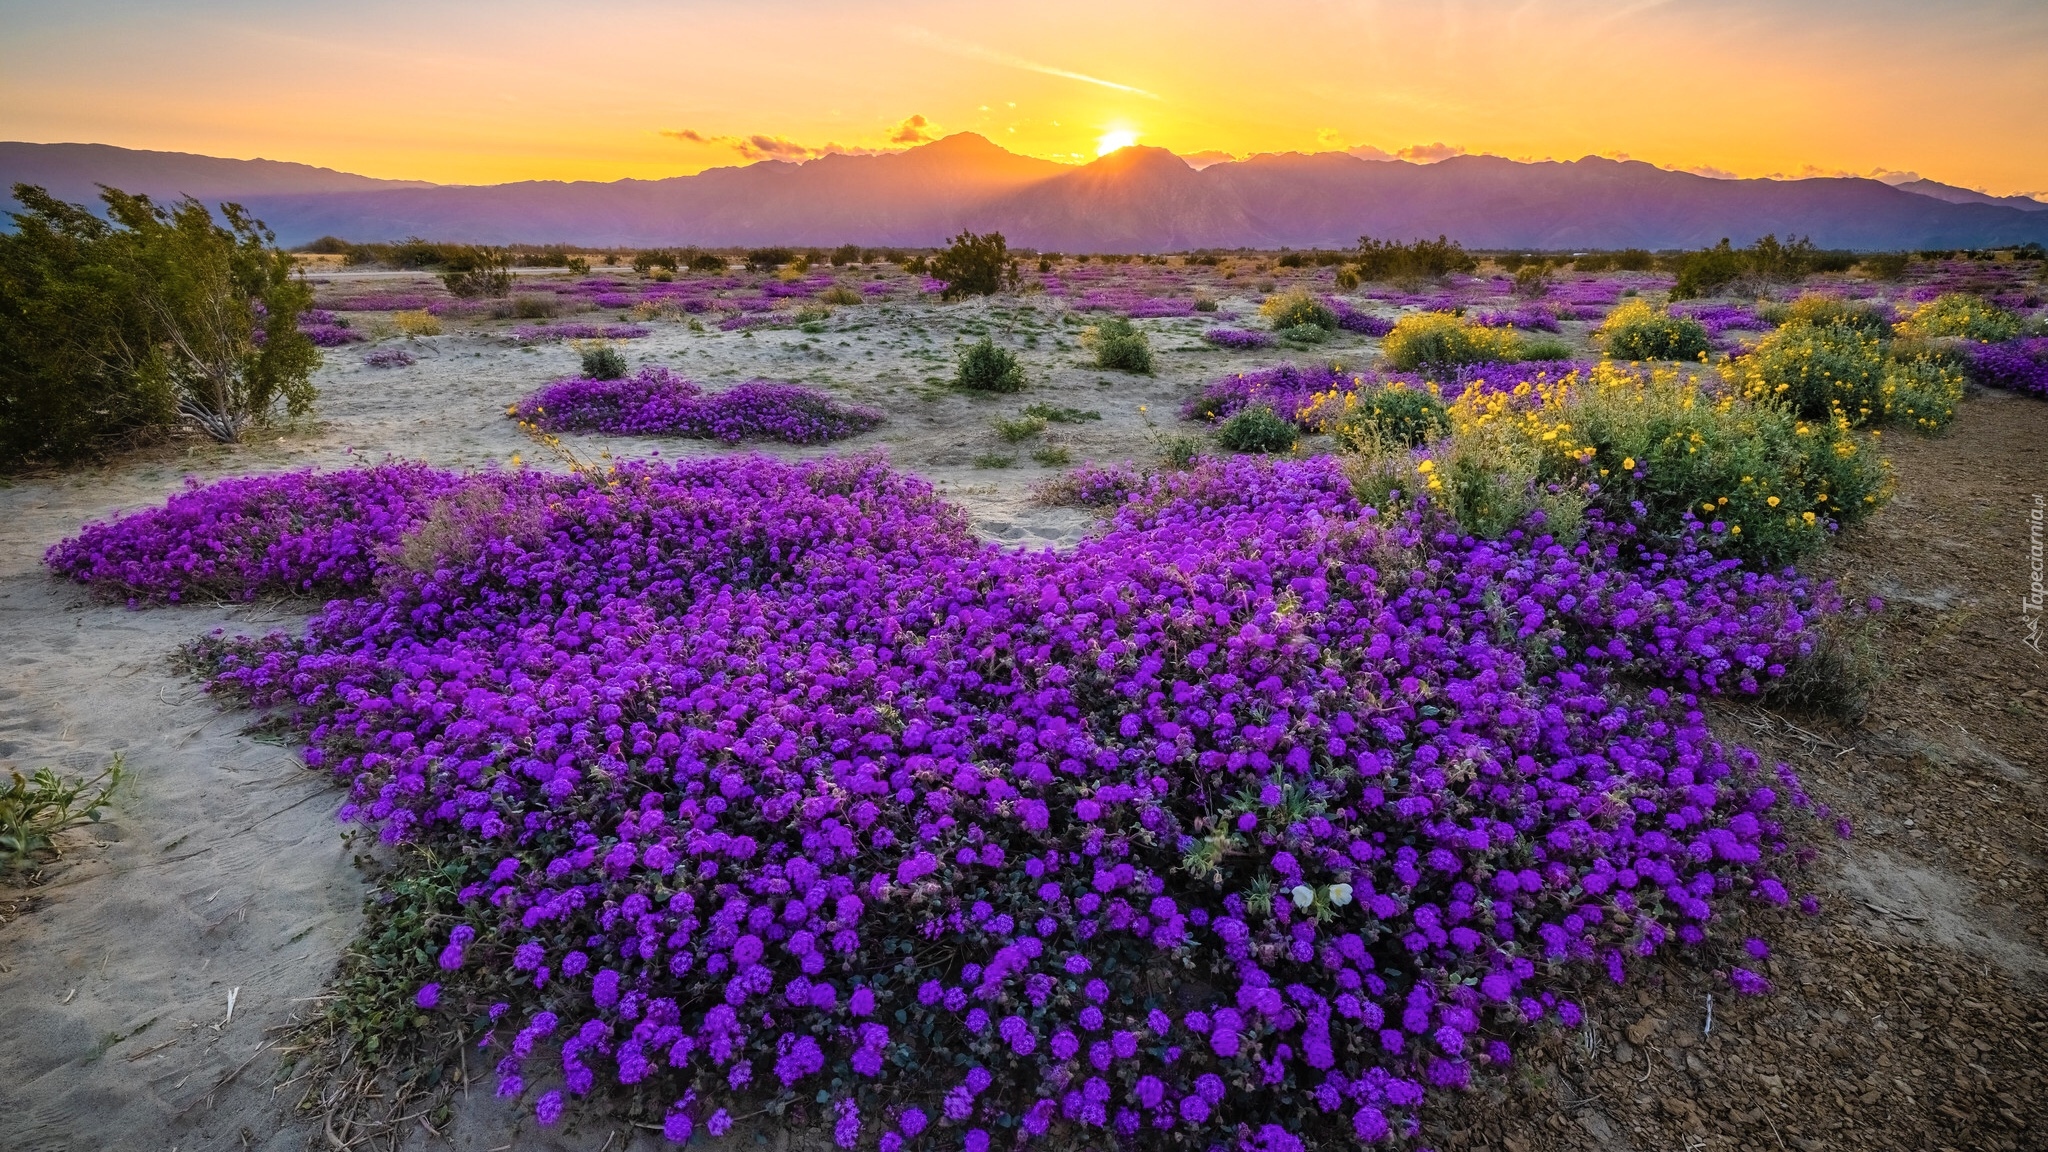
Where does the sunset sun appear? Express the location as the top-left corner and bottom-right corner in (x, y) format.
(1095, 128), (1140, 156)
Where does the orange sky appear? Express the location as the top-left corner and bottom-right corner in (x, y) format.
(2, 0), (2044, 197)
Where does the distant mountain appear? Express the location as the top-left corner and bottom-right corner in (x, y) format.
(0, 142), (434, 206)
(7, 136), (2048, 252)
(1893, 177), (2048, 213)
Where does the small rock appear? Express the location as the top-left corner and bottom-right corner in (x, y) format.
(1614, 1039), (1637, 1064)
(1626, 1015), (1662, 1046)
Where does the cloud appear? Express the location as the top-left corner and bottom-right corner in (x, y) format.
(900, 28), (1159, 99)
(1397, 142), (1466, 163)
(663, 115), (943, 163)
(889, 114), (935, 145)
(1681, 164), (1740, 180)
(1345, 144), (1398, 161)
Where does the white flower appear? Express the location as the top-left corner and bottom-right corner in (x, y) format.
(1291, 884), (1316, 909)
(1327, 883), (1354, 907)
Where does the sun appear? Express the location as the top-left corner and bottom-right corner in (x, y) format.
(1095, 128), (1140, 156)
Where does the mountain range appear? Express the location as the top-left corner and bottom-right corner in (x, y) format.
(5, 135), (2047, 252)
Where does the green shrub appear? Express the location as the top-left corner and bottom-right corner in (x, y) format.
(820, 285), (864, 306)
(1881, 357), (1965, 432)
(1031, 444), (1073, 467)
(1277, 323), (1331, 345)
(992, 414), (1047, 442)
(1597, 300), (1711, 361)
(510, 294), (558, 319)
(633, 249), (680, 274)
(1773, 294), (1892, 338)
(1858, 252), (1911, 280)
(1894, 292), (2023, 341)
(1216, 405), (1298, 453)
(1738, 320), (1888, 424)
(1518, 337), (1576, 361)
(930, 230), (1016, 299)
(1486, 362), (1891, 564)
(689, 253), (728, 273)
(1086, 317), (1153, 373)
(1, 183), (319, 460)
(1512, 264), (1551, 297)
(745, 248), (794, 272)
(1259, 286), (1338, 332)
(1381, 312), (1521, 373)
(1021, 403), (1100, 423)
(1, 757), (122, 873)
(1670, 239), (1746, 299)
(831, 244), (862, 267)
(578, 342), (628, 380)
(955, 336), (1026, 392)
(1327, 385), (1449, 449)
(1614, 249), (1655, 272)
(1353, 235), (1477, 282)
(442, 246), (513, 298)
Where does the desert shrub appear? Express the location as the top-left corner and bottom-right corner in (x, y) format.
(1570, 252), (1613, 273)
(954, 336), (1026, 393)
(1085, 316), (1153, 373)
(1258, 286), (1339, 332)
(1276, 323), (1330, 345)
(1425, 431), (1587, 545)
(830, 244), (862, 267)
(1894, 293), (2024, 342)
(745, 248), (794, 272)
(1767, 294), (1892, 338)
(1325, 384), (1450, 449)
(1597, 300), (1711, 361)
(689, 253), (728, 273)
(1353, 234), (1476, 282)
(1215, 404), (1298, 453)
(1880, 356), (1965, 432)
(1, 184), (320, 455)
(1670, 239), (1747, 299)
(1155, 431), (1205, 469)
(1738, 320), (1888, 423)
(1031, 444), (1071, 467)
(991, 414), (1047, 442)
(1333, 265), (1361, 290)
(1381, 312), (1521, 373)
(1614, 248), (1655, 272)
(1020, 403), (1100, 423)
(565, 256), (589, 275)
(930, 230), (1016, 299)
(1512, 264), (1551, 297)
(0, 757), (123, 872)
(1518, 337), (1576, 361)
(394, 310), (442, 337)
(510, 294), (559, 319)
(577, 341), (629, 380)
(820, 285), (865, 306)
(1454, 362), (1890, 563)
(442, 246), (513, 298)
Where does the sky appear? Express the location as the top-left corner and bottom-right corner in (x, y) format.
(2, 0), (2044, 197)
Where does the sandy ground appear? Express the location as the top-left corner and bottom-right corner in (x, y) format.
(3, 284), (2042, 1151)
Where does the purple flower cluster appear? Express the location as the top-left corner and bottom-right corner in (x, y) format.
(512, 324), (651, 343)
(1202, 328), (1275, 350)
(1673, 304), (1771, 338)
(300, 323), (367, 347)
(1468, 307), (1561, 333)
(323, 292), (436, 312)
(1967, 337), (2048, 398)
(52, 452), (1832, 1149)
(511, 368), (883, 445)
(364, 349), (418, 369)
(1182, 363), (1355, 425)
(1031, 461), (1147, 509)
(1327, 300), (1397, 337)
(45, 463), (469, 604)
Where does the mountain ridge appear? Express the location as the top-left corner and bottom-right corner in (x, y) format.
(6, 135), (2047, 251)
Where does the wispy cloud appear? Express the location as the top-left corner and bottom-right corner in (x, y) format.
(662, 115), (939, 162)
(899, 28), (1160, 99)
